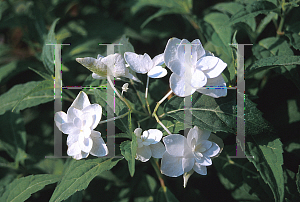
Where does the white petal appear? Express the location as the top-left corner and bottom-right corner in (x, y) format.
(71, 91), (91, 110)
(196, 126), (211, 141)
(197, 74), (227, 98)
(164, 37), (181, 66)
(146, 129), (163, 144)
(183, 170), (194, 188)
(198, 57), (227, 78)
(167, 59), (185, 76)
(102, 54), (127, 77)
(92, 73), (106, 80)
(182, 157), (195, 173)
(72, 151), (89, 160)
(152, 53), (164, 66)
(67, 107), (82, 122)
(187, 127), (199, 149)
(147, 66), (167, 78)
(191, 39), (206, 60)
(123, 72), (142, 83)
(67, 134), (79, 146)
(82, 104), (102, 129)
(149, 142), (166, 158)
(163, 134), (190, 157)
(124, 52), (153, 74)
(161, 152), (184, 177)
(54, 111), (68, 131)
(177, 39), (191, 64)
(90, 130), (108, 157)
(193, 163), (207, 175)
(195, 155), (212, 166)
(61, 123), (80, 135)
(73, 117), (82, 129)
(67, 142), (81, 156)
(191, 69), (207, 89)
(170, 73), (196, 97)
(202, 142), (220, 157)
(136, 146), (151, 162)
(134, 128), (143, 138)
(78, 135), (93, 153)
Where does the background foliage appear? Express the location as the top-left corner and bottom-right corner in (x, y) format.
(0, 0), (300, 201)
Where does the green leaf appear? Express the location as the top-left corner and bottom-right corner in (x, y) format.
(92, 88), (129, 133)
(230, 1), (278, 25)
(41, 18), (59, 74)
(155, 117), (184, 136)
(49, 158), (122, 202)
(163, 91), (272, 135)
(246, 56), (300, 76)
(0, 81), (54, 115)
(120, 134), (137, 177)
(0, 1), (8, 21)
(0, 174), (61, 202)
(156, 187), (179, 202)
(204, 12), (232, 56)
(245, 135), (284, 202)
(28, 67), (53, 80)
(0, 111), (27, 166)
(12, 79), (54, 112)
(64, 191), (83, 202)
(0, 61), (18, 83)
(114, 35), (135, 57)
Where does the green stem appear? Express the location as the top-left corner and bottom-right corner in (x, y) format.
(145, 76), (151, 114)
(98, 112), (129, 124)
(150, 158), (166, 190)
(276, 15), (285, 36)
(129, 79), (148, 114)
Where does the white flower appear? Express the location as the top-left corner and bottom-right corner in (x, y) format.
(54, 91), (108, 160)
(134, 128), (166, 162)
(160, 126), (220, 177)
(121, 83), (129, 95)
(164, 37), (227, 98)
(76, 53), (141, 82)
(124, 52), (167, 78)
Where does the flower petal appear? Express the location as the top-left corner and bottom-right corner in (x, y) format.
(163, 134), (189, 157)
(177, 39), (191, 64)
(193, 163), (207, 175)
(67, 107), (82, 122)
(191, 69), (207, 89)
(170, 73), (196, 97)
(198, 58), (227, 79)
(71, 91), (91, 110)
(82, 104), (102, 129)
(195, 155), (212, 166)
(191, 39), (206, 60)
(73, 151), (89, 160)
(161, 152), (184, 177)
(202, 142), (220, 157)
(67, 142), (81, 156)
(187, 127), (199, 149)
(67, 134), (79, 146)
(182, 157), (195, 173)
(197, 74), (227, 98)
(168, 59), (185, 76)
(92, 73), (106, 80)
(164, 37), (181, 66)
(136, 145), (151, 162)
(124, 52), (153, 74)
(146, 129), (163, 144)
(134, 128), (143, 138)
(78, 135), (93, 153)
(147, 66), (167, 78)
(61, 123), (80, 135)
(90, 130), (108, 157)
(73, 117), (82, 129)
(54, 111), (68, 131)
(123, 72), (142, 83)
(149, 142), (166, 158)
(152, 53), (164, 66)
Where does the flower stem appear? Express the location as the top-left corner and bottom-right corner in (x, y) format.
(145, 76), (151, 114)
(99, 112), (129, 124)
(150, 158), (166, 190)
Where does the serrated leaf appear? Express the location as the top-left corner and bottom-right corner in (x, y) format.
(204, 12), (232, 56)
(120, 139), (137, 177)
(245, 135), (284, 202)
(0, 81), (54, 115)
(246, 56), (300, 76)
(41, 18), (59, 74)
(0, 111), (27, 166)
(163, 91), (272, 136)
(0, 174), (61, 202)
(156, 187), (179, 202)
(49, 158), (122, 202)
(230, 1), (278, 25)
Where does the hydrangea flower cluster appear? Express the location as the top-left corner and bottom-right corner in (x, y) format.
(55, 37), (226, 187)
